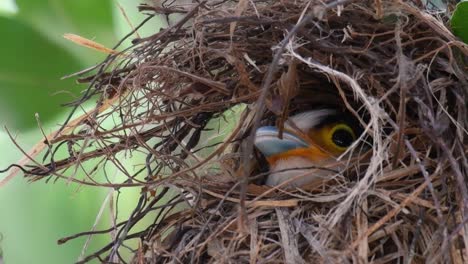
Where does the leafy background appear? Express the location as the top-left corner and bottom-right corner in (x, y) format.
(0, 0), (165, 263)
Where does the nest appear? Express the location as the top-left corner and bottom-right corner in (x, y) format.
(8, 0), (468, 263)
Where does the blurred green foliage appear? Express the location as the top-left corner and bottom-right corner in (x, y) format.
(0, 1), (160, 263)
(451, 1), (468, 43)
(14, 0), (116, 64)
(0, 16), (82, 129)
(0, 0), (117, 129)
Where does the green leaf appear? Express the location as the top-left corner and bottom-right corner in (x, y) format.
(15, 0), (117, 65)
(0, 16), (83, 130)
(451, 1), (468, 44)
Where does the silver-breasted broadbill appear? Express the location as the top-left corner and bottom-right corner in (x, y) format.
(254, 109), (360, 187)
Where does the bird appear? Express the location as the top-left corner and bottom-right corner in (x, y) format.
(254, 108), (361, 187)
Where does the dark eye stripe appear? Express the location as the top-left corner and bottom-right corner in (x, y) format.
(332, 129), (355, 148)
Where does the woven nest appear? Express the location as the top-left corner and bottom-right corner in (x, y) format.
(11, 0), (468, 263)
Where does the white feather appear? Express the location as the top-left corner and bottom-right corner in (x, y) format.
(285, 109), (336, 132)
(267, 157), (344, 187)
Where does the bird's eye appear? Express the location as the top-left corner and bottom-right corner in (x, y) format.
(329, 124), (356, 150)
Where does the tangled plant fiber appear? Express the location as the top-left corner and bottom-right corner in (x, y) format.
(3, 0), (468, 263)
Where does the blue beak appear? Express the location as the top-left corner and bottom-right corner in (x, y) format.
(254, 126), (309, 157)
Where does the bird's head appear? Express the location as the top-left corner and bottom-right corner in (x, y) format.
(254, 109), (361, 187)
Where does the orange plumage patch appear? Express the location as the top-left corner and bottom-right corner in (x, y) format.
(266, 145), (331, 165)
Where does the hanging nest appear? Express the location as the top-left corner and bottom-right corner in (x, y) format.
(5, 0), (468, 263)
